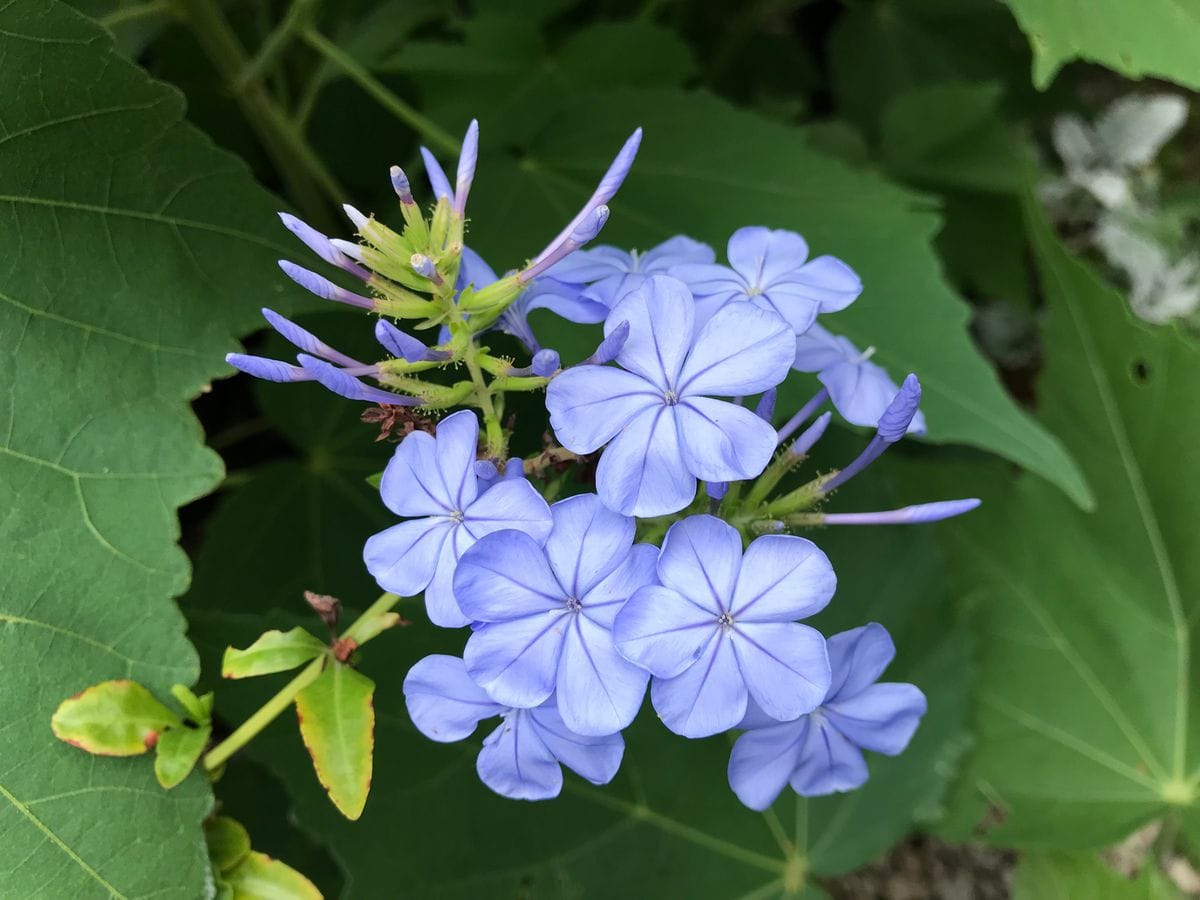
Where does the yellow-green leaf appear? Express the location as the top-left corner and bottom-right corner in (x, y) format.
(225, 851), (322, 900)
(296, 662), (375, 820)
(154, 724), (212, 789)
(170, 684), (213, 723)
(51, 680), (180, 756)
(222, 628), (328, 679)
(205, 816), (252, 874)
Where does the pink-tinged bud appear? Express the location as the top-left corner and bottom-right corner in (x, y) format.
(277, 261), (375, 310)
(390, 166), (415, 205)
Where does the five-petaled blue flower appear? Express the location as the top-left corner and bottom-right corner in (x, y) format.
(363, 410), (553, 628)
(727, 623), (926, 809)
(546, 275), (795, 517)
(674, 226), (862, 333)
(404, 654), (624, 801)
(454, 494), (658, 736)
(541, 235), (716, 318)
(793, 323), (927, 434)
(613, 515), (834, 738)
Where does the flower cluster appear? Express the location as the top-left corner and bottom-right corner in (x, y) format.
(227, 120), (978, 807)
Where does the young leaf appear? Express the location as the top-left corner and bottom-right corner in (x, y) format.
(51, 680), (180, 756)
(154, 724), (213, 789)
(1013, 850), (1176, 899)
(171, 684), (214, 723)
(205, 816), (252, 874)
(295, 662), (376, 821)
(222, 851), (322, 900)
(223, 628), (329, 679)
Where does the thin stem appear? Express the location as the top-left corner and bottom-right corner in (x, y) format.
(175, 0), (347, 226)
(301, 27), (459, 155)
(100, 0), (172, 28)
(203, 592), (402, 771)
(235, 0), (321, 93)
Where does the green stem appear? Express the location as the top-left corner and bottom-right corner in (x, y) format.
(202, 593), (402, 771)
(100, 0), (173, 28)
(234, 0), (320, 93)
(175, 0), (346, 226)
(301, 27), (459, 155)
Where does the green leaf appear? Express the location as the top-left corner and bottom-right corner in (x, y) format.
(206, 816), (252, 874)
(295, 662), (375, 821)
(1004, 0), (1200, 90)
(1013, 850), (1178, 899)
(223, 850), (323, 900)
(51, 680), (180, 756)
(171, 683), (214, 723)
(0, 0), (311, 893)
(943, 200), (1200, 846)
(154, 723), (212, 789)
(464, 88), (1090, 506)
(223, 628), (329, 679)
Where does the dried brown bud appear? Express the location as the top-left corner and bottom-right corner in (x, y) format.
(304, 591), (342, 629)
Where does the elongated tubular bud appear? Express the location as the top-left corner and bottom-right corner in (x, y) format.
(519, 206), (610, 283)
(420, 147), (455, 203)
(789, 411), (832, 458)
(343, 204), (369, 232)
(820, 499), (981, 525)
(278, 261), (375, 310)
(261, 308), (363, 367)
(582, 321), (629, 365)
(410, 253), (443, 285)
(278, 212), (370, 281)
(755, 389), (776, 423)
(776, 388), (829, 444)
(226, 353), (310, 382)
(822, 375), (922, 493)
(390, 166), (415, 205)
(296, 354), (420, 406)
(375, 320), (450, 363)
(453, 119), (479, 217)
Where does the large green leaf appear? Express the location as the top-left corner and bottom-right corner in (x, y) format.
(943, 201), (1200, 847)
(458, 88), (1089, 506)
(1003, 0), (1200, 90)
(0, 0), (304, 895)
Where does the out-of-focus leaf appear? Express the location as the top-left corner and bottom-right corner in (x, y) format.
(51, 680), (180, 756)
(296, 662), (375, 821)
(462, 88), (1090, 506)
(943, 200), (1200, 846)
(206, 816), (252, 873)
(0, 0), (313, 893)
(154, 723), (212, 789)
(1003, 0), (1200, 90)
(223, 849), (323, 900)
(223, 628), (329, 679)
(1013, 850), (1178, 899)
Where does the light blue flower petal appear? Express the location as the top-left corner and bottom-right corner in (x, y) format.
(676, 397), (778, 482)
(463, 477), (553, 543)
(422, 526), (473, 627)
(789, 717), (869, 796)
(677, 303), (795, 398)
(457, 245), (499, 290)
(544, 494), (634, 599)
(656, 515), (742, 611)
(524, 281), (611, 323)
(607, 275), (695, 390)
(546, 365), (661, 454)
(556, 615), (649, 736)
(613, 585), (717, 678)
(379, 431), (452, 516)
(651, 629), (747, 738)
(730, 534), (837, 622)
(728, 226), (809, 286)
(731, 622), (830, 723)
(788, 255), (862, 313)
(819, 356), (928, 435)
(826, 623), (897, 700)
(477, 711), (562, 800)
(581, 543), (659, 629)
(454, 530), (564, 622)
(642, 235), (716, 269)
(403, 654), (503, 743)
(791, 323), (851, 373)
(727, 718), (807, 811)
(465, 612), (568, 708)
(826, 683), (927, 755)
(545, 246), (631, 283)
(595, 406), (695, 517)
(752, 289), (819, 335)
(431, 410), (481, 513)
(529, 704), (624, 786)
(363, 517), (453, 598)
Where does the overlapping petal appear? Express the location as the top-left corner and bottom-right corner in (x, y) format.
(594, 406), (695, 517)
(557, 615), (649, 735)
(650, 630), (746, 738)
(464, 611), (568, 709)
(612, 585), (715, 678)
(677, 303), (795, 397)
(727, 226), (810, 286)
(656, 515), (741, 610)
(731, 622), (830, 722)
(607, 275), (694, 389)
(529, 705), (624, 786)
(422, 527), (474, 627)
(581, 543), (659, 629)
(676, 398), (778, 482)
(378, 431), (451, 516)
(431, 410), (482, 512)
(477, 711), (562, 800)
(789, 717), (869, 795)
(544, 494), (633, 598)
(787, 255), (862, 313)
(454, 530), (564, 621)
(826, 683), (927, 755)
(545, 366), (661, 454)
(403, 654), (503, 742)
(825, 623), (896, 699)
(462, 477), (553, 543)
(363, 517), (453, 598)
(727, 719), (808, 811)
(730, 534), (837, 622)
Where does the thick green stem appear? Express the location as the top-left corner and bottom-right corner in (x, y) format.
(234, 0), (321, 93)
(175, 0), (346, 225)
(101, 0), (173, 28)
(301, 27), (459, 155)
(202, 593), (402, 772)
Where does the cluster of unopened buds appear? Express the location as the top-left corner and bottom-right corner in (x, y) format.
(228, 119), (979, 807)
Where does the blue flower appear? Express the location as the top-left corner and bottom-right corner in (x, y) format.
(727, 623), (926, 809)
(363, 410), (553, 627)
(674, 227), (862, 333)
(539, 236), (716, 317)
(404, 654), (624, 801)
(792, 323), (927, 434)
(454, 494), (658, 736)
(613, 516), (834, 738)
(546, 275), (795, 516)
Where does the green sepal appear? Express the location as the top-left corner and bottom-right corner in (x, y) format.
(170, 684), (213, 723)
(460, 273), (522, 313)
(366, 471), (383, 490)
(222, 628), (328, 679)
(296, 661), (375, 820)
(154, 723), (212, 788)
(205, 816), (251, 874)
(223, 851), (322, 900)
(51, 680), (180, 756)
